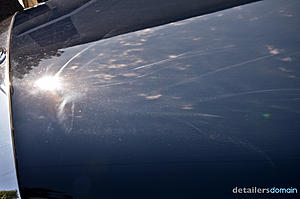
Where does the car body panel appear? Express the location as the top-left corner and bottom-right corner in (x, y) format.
(9, 0), (300, 198)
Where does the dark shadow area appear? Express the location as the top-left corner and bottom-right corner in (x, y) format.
(22, 188), (72, 199)
(10, 0), (260, 79)
(0, 0), (23, 22)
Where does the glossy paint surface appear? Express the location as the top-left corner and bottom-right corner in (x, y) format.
(10, 0), (300, 198)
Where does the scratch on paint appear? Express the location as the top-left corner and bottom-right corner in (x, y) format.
(179, 119), (275, 167)
(162, 54), (276, 91)
(198, 88), (300, 102)
(55, 44), (95, 77)
(132, 45), (234, 71)
(93, 46), (236, 88)
(66, 102), (75, 134)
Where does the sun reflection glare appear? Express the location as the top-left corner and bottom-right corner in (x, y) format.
(35, 76), (62, 91)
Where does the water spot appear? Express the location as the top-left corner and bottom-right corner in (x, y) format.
(168, 55), (179, 59)
(280, 57), (292, 62)
(146, 94), (162, 100)
(138, 93), (147, 97)
(278, 67), (291, 72)
(193, 37), (201, 41)
(267, 45), (279, 55)
(71, 65), (79, 70)
(181, 104), (193, 110)
(122, 73), (138, 77)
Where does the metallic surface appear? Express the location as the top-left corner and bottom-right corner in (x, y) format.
(10, 0), (300, 198)
(0, 16), (19, 193)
